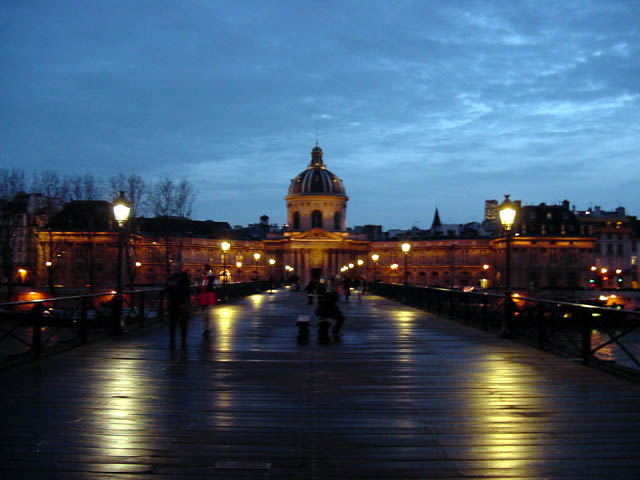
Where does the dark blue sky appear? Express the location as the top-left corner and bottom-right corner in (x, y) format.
(2, 1), (639, 228)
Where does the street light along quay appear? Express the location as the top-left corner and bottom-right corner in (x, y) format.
(371, 253), (379, 282)
(112, 191), (131, 335)
(253, 252), (261, 280)
(221, 241), (230, 300)
(268, 258), (276, 292)
(498, 194), (517, 338)
(235, 261), (242, 282)
(401, 242), (411, 285)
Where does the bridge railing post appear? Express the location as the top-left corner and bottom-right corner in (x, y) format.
(80, 297), (88, 344)
(581, 309), (591, 364)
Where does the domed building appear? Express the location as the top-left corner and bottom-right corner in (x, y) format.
(286, 145), (348, 232)
(266, 145), (368, 285)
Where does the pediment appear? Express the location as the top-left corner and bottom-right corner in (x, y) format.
(289, 228), (346, 241)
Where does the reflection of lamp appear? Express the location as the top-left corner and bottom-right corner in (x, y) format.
(371, 253), (379, 282)
(112, 191), (131, 335)
(499, 194), (517, 338)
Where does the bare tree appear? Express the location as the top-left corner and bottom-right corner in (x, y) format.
(64, 173), (103, 201)
(144, 177), (198, 275)
(31, 170), (63, 199)
(0, 210), (17, 302)
(0, 168), (27, 200)
(174, 178), (197, 218)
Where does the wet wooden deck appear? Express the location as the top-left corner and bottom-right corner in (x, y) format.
(1, 288), (640, 479)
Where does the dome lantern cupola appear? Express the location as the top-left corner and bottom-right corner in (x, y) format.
(310, 145), (324, 168)
(286, 144), (348, 232)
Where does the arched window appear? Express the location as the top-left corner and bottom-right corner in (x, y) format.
(293, 211), (300, 230)
(311, 210), (322, 229)
(334, 212), (341, 231)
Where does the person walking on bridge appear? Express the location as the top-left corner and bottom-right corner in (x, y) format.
(167, 263), (191, 349)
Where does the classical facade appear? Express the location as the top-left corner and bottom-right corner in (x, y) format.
(3, 144), (609, 296)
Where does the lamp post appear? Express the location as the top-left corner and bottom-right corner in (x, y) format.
(499, 194), (517, 338)
(236, 261), (243, 282)
(390, 263), (399, 283)
(221, 241), (230, 300)
(112, 191), (131, 335)
(268, 258), (276, 293)
(401, 242), (411, 285)
(371, 253), (379, 282)
(253, 252), (261, 280)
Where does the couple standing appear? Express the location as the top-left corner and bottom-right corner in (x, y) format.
(167, 263), (218, 348)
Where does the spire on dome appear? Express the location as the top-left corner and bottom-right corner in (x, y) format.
(431, 207), (442, 229)
(310, 144), (324, 168)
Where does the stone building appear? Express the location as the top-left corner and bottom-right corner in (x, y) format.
(4, 145), (607, 295)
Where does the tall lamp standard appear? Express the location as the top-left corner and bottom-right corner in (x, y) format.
(112, 191), (131, 335)
(499, 194), (517, 338)
(371, 253), (379, 282)
(236, 261), (243, 282)
(253, 252), (261, 280)
(221, 241), (230, 300)
(401, 242), (411, 285)
(268, 258), (276, 293)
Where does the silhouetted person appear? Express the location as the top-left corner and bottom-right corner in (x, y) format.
(343, 276), (352, 302)
(315, 290), (345, 338)
(167, 263), (191, 349)
(197, 264), (217, 336)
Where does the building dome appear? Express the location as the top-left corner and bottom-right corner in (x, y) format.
(288, 146), (346, 196)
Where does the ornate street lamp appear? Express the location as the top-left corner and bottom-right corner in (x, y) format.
(268, 258), (276, 293)
(235, 261), (243, 282)
(371, 253), (379, 282)
(112, 191), (130, 334)
(221, 241), (230, 300)
(499, 194), (517, 338)
(390, 263), (399, 283)
(401, 242), (411, 285)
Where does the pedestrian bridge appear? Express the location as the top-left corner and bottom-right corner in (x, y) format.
(2, 288), (640, 478)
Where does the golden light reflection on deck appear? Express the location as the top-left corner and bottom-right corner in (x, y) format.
(92, 359), (147, 463)
(461, 354), (552, 470)
(391, 310), (417, 362)
(212, 307), (237, 354)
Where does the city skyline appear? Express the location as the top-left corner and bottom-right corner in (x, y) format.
(2, 1), (640, 229)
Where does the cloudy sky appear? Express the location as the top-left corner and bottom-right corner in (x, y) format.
(2, 0), (639, 229)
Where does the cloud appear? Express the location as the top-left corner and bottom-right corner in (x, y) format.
(1, 0), (640, 227)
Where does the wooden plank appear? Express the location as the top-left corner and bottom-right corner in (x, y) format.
(1, 289), (640, 479)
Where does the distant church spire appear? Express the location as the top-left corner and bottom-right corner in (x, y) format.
(431, 207), (442, 228)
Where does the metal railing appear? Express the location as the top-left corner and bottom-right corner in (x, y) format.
(369, 283), (640, 380)
(0, 281), (269, 368)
